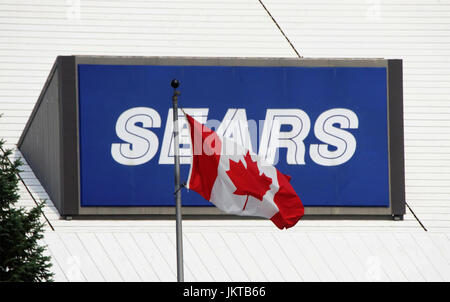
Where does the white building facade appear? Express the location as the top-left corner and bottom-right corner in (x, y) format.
(1, 0), (450, 281)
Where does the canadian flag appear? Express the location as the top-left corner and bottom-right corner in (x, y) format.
(185, 114), (304, 229)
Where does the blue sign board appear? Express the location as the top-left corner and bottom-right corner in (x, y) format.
(78, 64), (389, 207)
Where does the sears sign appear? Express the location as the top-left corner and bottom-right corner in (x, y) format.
(76, 58), (404, 212)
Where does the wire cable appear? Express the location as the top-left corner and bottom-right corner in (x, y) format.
(0, 145), (55, 231)
(258, 0), (303, 58)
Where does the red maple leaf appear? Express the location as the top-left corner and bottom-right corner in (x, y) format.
(226, 151), (273, 210)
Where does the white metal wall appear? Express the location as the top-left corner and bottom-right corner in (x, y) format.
(0, 0), (449, 232)
(2, 0), (450, 282)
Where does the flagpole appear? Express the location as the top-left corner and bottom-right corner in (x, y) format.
(171, 79), (184, 282)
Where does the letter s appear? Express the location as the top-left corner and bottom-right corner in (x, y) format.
(111, 107), (161, 166)
(309, 108), (358, 166)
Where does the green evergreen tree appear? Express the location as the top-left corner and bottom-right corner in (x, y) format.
(0, 138), (54, 282)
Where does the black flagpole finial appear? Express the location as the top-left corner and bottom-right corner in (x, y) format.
(171, 79), (180, 89)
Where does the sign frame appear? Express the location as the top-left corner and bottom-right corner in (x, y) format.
(18, 56), (405, 219)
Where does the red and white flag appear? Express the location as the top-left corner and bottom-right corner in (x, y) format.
(185, 114), (304, 229)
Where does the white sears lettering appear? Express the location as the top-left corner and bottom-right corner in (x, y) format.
(158, 108), (209, 164)
(309, 108), (359, 166)
(111, 107), (161, 166)
(111, 107), (359, 166)
(259, 109), (311, 165)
